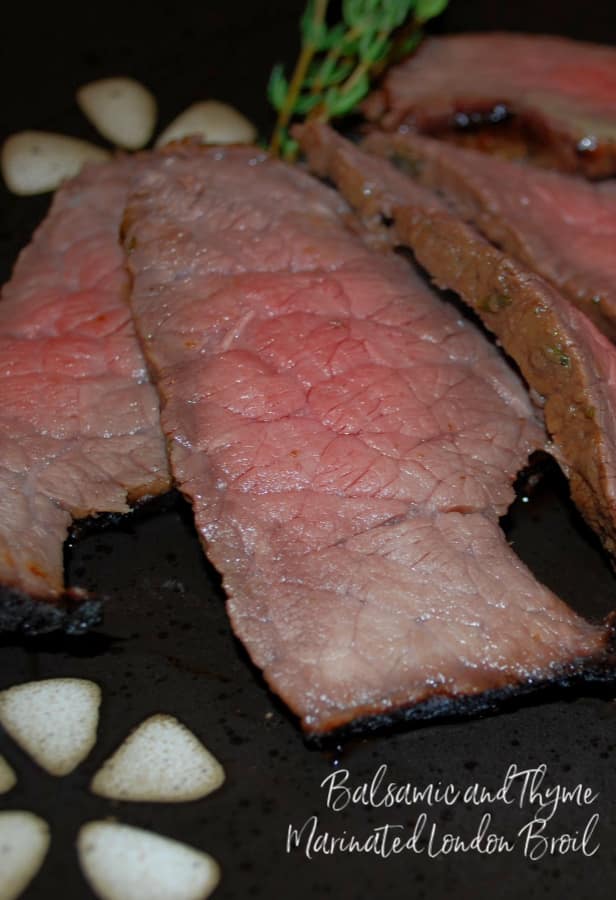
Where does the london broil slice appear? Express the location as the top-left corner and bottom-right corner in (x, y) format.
(297, 123), (616, 561)
(363, 132), (616, 342)
(0, 158), (170, 634)
(364, 33), (616, 178)
(123, 144), (612, 737)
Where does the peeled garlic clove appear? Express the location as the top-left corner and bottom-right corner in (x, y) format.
(0, 754), (17, 794)
(0, 811), (50, 900)
(0, 678), (101, 776)
(77, 821), (220, 900)
(90, 713), (225, 803)
(1, 131), (109, 195)
(156, 101), (256, 148)
(77, 77), (157, 150)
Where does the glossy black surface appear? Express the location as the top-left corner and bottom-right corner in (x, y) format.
(1, 3), (616, 898)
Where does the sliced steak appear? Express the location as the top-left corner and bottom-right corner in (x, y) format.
(365, 33), (616, 178)
(363, 132), (616, 341)
(298, 122), (616, 560)
(0, 157), (171, 634)
(123, 143), (611, 737)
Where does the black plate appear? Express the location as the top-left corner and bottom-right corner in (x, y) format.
(1, 3), (616, 898)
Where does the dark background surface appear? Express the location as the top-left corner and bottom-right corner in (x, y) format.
(1, 2), (616, 898)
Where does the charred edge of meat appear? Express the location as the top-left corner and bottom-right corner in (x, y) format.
(0, 583), (103, 636)
(420, 107), (554, 165)
(382, 106), (612, 178)
(449, 102), (512, 131)
(1, 498), (180, 636)
(66, 489), (178, 542)
(305, 644), (616, 748)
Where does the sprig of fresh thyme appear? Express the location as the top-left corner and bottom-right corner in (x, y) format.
(268, 0), (449, 160)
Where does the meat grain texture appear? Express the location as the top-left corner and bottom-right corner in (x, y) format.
(366, 33), (616, 178)
(298, 123), (616, 562)
(364, 132), (616, 341)
(0, 158), (170, 631)
(124, 144), (609, 736)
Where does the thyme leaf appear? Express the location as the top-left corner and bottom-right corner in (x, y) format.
(268, 0), (450, 159)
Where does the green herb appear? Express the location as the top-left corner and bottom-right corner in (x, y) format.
(545, 345), (571, 368)
(268, 0), (450, 160)
(478, 293), (512, 313)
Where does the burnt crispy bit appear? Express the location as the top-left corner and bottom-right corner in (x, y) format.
(0, 583), (102, 635)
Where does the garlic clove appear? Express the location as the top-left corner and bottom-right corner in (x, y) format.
(1, 131), (109, 195)
(156, 101), (256, 148)
(0, 678), (101, 776)
(0, 811), (50, 900)
(0, 754), (17, 794)
(90, 713), (224, 803)
(77, 821), (221, 900)
(77, 77), (157, 150)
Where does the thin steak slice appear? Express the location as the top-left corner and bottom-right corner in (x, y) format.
(123, 143), (611, 737)
(0, 157), (171, 634)
(365, 33), (616, 178)
(363, 132), (616, 341)
(298, 122), (616, 559)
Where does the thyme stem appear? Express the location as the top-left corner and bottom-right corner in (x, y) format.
(309, 24), (362, 97)
(268, 0), (451, 159)
(339, 27), (388, 94)
(270, 0), (330, 158)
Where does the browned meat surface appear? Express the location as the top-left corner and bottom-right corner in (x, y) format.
(123, 143), (610, 737)
(0, 158), (171, 633)
(298, 123), (616, 561)
(365, 33), (616, 178)
(363, 132), (616, 341)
